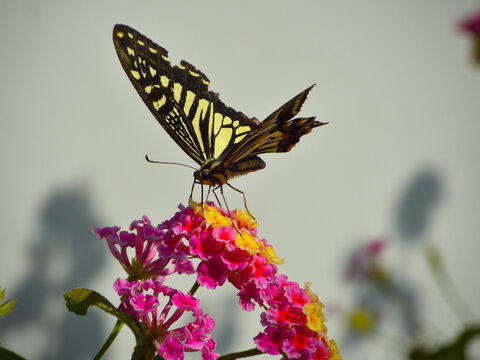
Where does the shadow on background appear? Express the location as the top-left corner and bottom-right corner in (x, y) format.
(0, 182), (107, 359)
(339, 168), (444, 356)
(395, 169), (443, 242)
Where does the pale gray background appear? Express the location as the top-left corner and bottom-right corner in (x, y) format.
(1, 1), (479, 359)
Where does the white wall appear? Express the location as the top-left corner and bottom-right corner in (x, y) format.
(1, 1), (479, 359)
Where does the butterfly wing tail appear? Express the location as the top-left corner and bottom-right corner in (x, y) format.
(276, 117), (326, 152)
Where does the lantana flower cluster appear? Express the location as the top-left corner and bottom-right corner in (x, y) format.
(93, 201), (340, 360)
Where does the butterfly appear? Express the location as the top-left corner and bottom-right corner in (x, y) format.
(113, 24), (325, 201)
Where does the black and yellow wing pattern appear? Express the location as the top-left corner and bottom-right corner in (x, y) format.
(113, 24), (325, 186)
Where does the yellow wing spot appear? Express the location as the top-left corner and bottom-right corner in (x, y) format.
(192, 99), (210, 155)
(234, 134), (247, 144)
(127, 47), (135, 56)
(184, 90), (196, 116)
(162, 55), (169, 61)
(130, 70), (141, 80)
(145, 85), (152, 94)
(140, 59), (147, 77)
(127, 32), (133, 39)
(189, 70), (200, 77)
(233, 120), (239, 128)
(236, 126), (251, 135)
(223, 116), (232, 126)
(214, 127), (233, 158)
(168, 107), (180, 119)
(173, 82), (183, 102)
(116, 31), (124, 38)
(214, 113), (224, 134)
(178, 64), (186, 69)
(160, 75), (169, 87)
(137, 39), (144, 46)
(149, 66), (157, 77)
(153, 95), (166, 110)
(149, 47), (157, 54)
(202, 78), (210, 85)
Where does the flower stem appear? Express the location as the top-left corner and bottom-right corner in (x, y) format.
(189, 280), (200, 296)
(217, 348), (263, 360)
(426, 244), (475, 322)
(94, 319), (124, 360)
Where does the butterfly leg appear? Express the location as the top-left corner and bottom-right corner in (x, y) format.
(225, 182), (256, 220)
(205, 185), (213, 204)
(212, 185), (240, 233)
(189, 179), (196, 202)
(211, 186), (222, 208)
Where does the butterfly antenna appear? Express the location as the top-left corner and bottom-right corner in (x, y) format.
(145, 154), (197, 171)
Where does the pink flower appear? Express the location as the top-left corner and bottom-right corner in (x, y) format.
(344, 238), (387, 282)
(460, 9), (480, 36)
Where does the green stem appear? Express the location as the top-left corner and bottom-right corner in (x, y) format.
(426, 245), (475, 322)
(93, 319), (124, 360)
(189, 281), (200, 296)
(217, 348), (263, 360)
(433, 268), (475, 322)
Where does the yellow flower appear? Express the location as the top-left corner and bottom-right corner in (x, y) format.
(235, 209), (257, 229)
(303, 301), (326, 333)
(260, 245), (284, 265)
(235, 232), (262, 255)
(328, 339), (342, 360)
(348, 308), (374, 334)
(203, 206), (230, 227)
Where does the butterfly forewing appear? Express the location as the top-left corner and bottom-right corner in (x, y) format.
(113, 24), (259, 167)
(113, 25), (206, 164)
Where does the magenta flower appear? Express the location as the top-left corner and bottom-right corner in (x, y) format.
(93, 215), (195, 281)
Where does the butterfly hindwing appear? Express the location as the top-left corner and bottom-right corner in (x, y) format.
(221, 86), (325, 166)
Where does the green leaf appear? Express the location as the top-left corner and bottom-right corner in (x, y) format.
(64, 288), (142, 337)
(0, 347), (27, 360)
(64, 288), (117, 316)
(409, 325), (480, 360)
(0, 288), (17, 318)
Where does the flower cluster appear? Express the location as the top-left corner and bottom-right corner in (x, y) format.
(93, 202), (340, 360)
(255, 277), (340, 360)
(113, 278), (217, 360)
